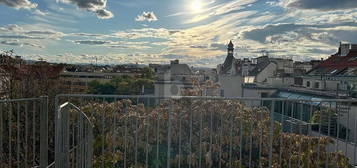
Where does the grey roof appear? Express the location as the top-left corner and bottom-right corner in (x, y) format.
(170, 64), (192, 75)
(221, 55), (235, 74)
(249, 61), (271, 76)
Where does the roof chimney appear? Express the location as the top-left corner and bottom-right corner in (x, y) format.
(170, 59), (179, 65)
(340, 43), (351, 56)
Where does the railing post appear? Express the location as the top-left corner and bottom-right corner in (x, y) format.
(167, 103), (172, 168)
(268, 100), (275, 168)
(40, 96), (48, 168)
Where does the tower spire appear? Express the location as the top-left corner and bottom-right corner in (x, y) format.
(227, 40), (234, 56)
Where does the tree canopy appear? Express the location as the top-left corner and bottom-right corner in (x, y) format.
(88, 68), (155, 95)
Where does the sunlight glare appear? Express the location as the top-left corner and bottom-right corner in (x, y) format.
(190, 0), (203, 12)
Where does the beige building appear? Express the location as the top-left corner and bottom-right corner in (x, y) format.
(154, 60), (200, 97)
(60, 68), (142, 93)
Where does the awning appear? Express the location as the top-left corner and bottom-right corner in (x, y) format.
(275, 91), (334, 107)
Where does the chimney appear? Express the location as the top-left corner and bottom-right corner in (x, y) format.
(340, 43), (351, 56)
(170, 59), (179, 65)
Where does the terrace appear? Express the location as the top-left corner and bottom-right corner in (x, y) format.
(0, 95), (357, 167)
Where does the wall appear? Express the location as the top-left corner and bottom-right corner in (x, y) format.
(255, 63), (277, 83)
(154, 82), (192, 97)
(303, 77), (348, 91)
(267, 77), (294, 87)
(218, 75), (243, 97)
(339, 105), (357, 143)
(303, 78), (324, 90)
(242, 87), (277, 106)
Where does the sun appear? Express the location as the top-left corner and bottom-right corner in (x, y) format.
(190, 0), (203, 12)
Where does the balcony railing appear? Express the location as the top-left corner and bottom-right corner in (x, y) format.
(1, 95), (357, 167)
(0, 97), (48, 168)
(53, 95), (357, 167)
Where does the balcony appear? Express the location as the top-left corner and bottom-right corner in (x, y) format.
(0, 95), (357, 167)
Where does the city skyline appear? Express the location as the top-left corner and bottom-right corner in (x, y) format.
(0, 0), (357, 67)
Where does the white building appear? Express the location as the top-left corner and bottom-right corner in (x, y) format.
(217, 41), (244, 97)
(154, 60), (197, 97)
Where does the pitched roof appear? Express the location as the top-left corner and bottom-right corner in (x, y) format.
(249, 61), (272, 76)
(170, 64), (192, 75)
(221, 55), (235, 74)
(308, 50), (357, 76)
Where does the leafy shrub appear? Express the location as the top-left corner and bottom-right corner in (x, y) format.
(74, 98), (351, 168)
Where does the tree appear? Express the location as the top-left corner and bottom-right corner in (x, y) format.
(87, 74), (154, 95)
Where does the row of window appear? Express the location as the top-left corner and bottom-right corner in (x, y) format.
(306, 81), (320, 89)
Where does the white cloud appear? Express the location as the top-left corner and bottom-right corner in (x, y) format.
(279, 0), (357, 10)
(135, 12), (158, 22)
(33, 9), (48, 16)
(95, 9), (113, 19)
(0, 39), (43, 48)
(185, 0), (258, 24)
(0, 0), (37, 9)
(57, 0), (114, 19)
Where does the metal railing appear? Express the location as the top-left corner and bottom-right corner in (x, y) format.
(0, 96), (48, 168)
(55, 102), (93, 168)
(53, 94), (357, 167)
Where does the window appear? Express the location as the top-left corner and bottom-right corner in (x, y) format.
(306, 81), (310, 87)
(314, 82), (320, 89)
(261, 92), (268, 98)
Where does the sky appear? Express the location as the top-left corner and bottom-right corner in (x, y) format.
(0, 0), (357, 67)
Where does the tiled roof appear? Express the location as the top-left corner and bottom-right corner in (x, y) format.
(308, 50), (357, 76)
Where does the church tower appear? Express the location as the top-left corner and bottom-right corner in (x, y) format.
(220, 40), (235, 74)
(227, 40), (234, 57)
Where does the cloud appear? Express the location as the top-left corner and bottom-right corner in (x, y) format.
(57, 0), (114, 19)
(25, 30), (65, 40)
(185, 0), (258, 24)
(95, 9), (113, 19)
(0, 24), (66, 40)
(33, 9), (48, 16)
(0, 40), (43, 48)
(72, 39), (152, 50)
(243, 23), (304, 43)
(135, 11), (158, 22)
(279, 0), (357, 10)
(74, 40), (110, 45)
(0, 35), (45, 39)
(160, 54), (189, 59)
(6, 24), (23, 32)
(0, 0), (37, 9)
(114, 28), (171, 39)
(242, 22), (357, 45)
(0, 40), (21, 46)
